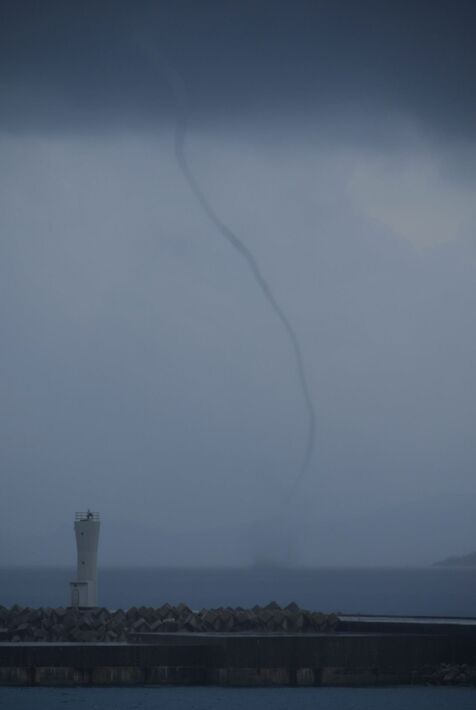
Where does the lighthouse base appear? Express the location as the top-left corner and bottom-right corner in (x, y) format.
(70, 580), (96, 608)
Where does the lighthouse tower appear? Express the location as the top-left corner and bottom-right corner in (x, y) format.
(70, 511), (100, 607)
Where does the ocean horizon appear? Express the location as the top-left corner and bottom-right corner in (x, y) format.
(1, 565), (475, 617)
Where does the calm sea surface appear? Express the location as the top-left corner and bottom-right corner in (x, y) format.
(0, 566), (475, 616)
(1, 687), (476, 710)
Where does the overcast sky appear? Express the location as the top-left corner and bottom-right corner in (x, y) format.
(1, 0), (476, 567)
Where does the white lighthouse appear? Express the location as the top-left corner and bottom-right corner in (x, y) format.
(70, 511), (100, 607)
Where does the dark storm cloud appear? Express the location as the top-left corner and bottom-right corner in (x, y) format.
(1, 0), (475, 136)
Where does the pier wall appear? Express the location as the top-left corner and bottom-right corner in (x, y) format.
(1, 632), (476, 687)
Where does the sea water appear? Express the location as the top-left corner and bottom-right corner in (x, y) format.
(1, 566), (475, 616)
(1, 687), (476, 710)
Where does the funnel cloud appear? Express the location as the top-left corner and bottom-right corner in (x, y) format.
(143, 47), (316, 497)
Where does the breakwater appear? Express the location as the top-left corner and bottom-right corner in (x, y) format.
(0, 603), (338, 642)
(1, 604), (476, 687)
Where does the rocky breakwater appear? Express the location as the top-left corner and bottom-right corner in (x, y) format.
(419, 663), (476, 686)
(0, 602), (339, 642)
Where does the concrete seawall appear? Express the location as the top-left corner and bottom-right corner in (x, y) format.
(2, 630), (476, 687)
